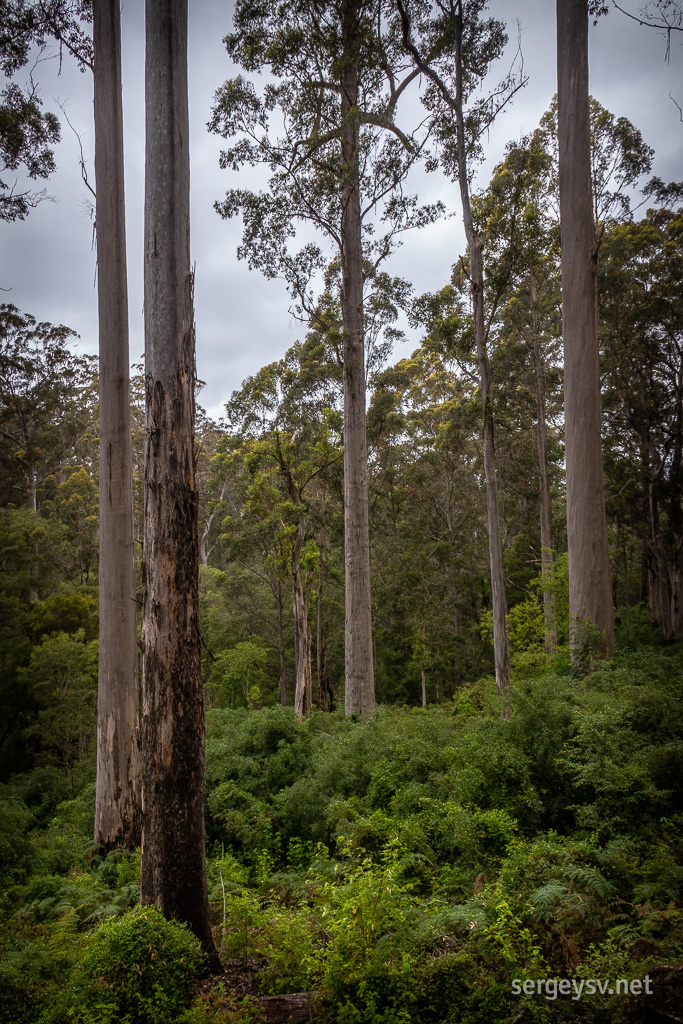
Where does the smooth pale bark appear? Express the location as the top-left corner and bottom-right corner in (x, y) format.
(452, 89), (510, 694)
(340, 0), (374, 716)
(556, 0), (614, 656)
(292, 519), (313, 718)
(530, 277), (557, 655)
(93, 0), (140, 852)
(199, 481), (226, 566)
(397, 0), (510, 696)
(140, 0), (218, 969)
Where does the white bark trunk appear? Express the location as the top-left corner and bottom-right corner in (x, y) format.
(556, 0), (614, 656)
(93, 0), (140, 852)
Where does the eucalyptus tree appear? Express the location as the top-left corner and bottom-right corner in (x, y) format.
(479, 139), (563, 654)
(557, 0), (618, 656)
(91, 0), (140, 855)
(0, 1), (62, 221)
(600, 209), (683, 636)
(209, 0), (439, 716)
(225, 345), (342, 717)
(396, 0), (526, 696)
(140, 0), (218, 968)
(369, 343), (488, 698)
(0, 305), (97, 510)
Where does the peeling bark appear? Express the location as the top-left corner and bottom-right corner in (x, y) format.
(140, 0), (218, 970)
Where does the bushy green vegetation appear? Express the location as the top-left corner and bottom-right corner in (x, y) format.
(1, 644), (681, 1023)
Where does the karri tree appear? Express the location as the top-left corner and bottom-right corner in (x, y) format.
(556, 0), (614, 655)
(140, 0), (219, 968)
(210, 0), (439, 716)
(92, 0), (140, 854)
(397, 0), (526, 696)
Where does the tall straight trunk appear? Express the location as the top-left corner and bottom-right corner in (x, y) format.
(140, 0), (218, 969)
(340, 0), (374, 716)
(420, 617), (427, 707)
(451, 13), (510, 695)
(27, 461), (37, 510)
(93, 0), (140, 852)
(316, 570), (325, 711)
(670, 553), (683, 635)
(556, 0), (614, 656)
(292, 522), (312, 718)
(530, 276), (557, 655)
(647, 478), (672, 637)
(276, 580), (287, 706)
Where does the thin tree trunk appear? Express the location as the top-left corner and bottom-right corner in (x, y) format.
(670, 552), (683, 635)
(27, 460), (37, 510)
(316, 570), (324, 711)
(340, 0), (374, 717)
(140, 0), (219, 970)
(450, 22), (510, 694)
(530, 276), (557, 655)
(276, 580), (287, 706)
(556, 0), (614, 657)
(647, 479), (672, 637)
(292, 522), (312, 719)
(421, 616), (427, 707)
(93, 0), (140, 853)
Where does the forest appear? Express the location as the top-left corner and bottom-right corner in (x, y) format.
(1, 0), (682, 1022)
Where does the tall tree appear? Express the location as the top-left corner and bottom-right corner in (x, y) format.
(0, 305), (96, 509)
(556, 0), (614, 655)
(140, 0), (219, 968)
(600, 209), (683, 636)
(210, 0), (437, 715)
(397, 0), (526, 695)
(92, 0), (140, 854)
(479, 139), (563, 654)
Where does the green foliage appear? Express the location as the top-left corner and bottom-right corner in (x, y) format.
(59, 907), (205, 1024)
(208, 640), (270, 709)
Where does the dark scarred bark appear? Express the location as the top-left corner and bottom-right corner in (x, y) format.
(140, 0), (219, 970)
(557, 0), (614, 656)
(93, 0), (140, 852)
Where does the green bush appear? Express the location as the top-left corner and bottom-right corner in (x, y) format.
(58, 907), (205, 1024)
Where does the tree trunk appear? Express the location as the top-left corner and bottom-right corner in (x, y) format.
(316, 570), (325, 710)
(340, 0), (374, 717)
(647, 478), (672, 638)
(556, 0), (614, 657)
(670, 552), (683, 635)
(292, 522), (312, 718)
(140, 0), (219, 970)
(276, 580), (287, 706)
(450, 25), (510, 694)
(530, 277), (557, 655)
(93, 0), (140, 853)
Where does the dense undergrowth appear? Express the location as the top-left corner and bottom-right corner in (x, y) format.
(1, 643), (682, 1023)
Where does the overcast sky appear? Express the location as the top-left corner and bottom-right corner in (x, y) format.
(1, 1), (681, 421)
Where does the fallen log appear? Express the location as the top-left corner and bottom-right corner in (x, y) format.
(254, 991), (326, 1022)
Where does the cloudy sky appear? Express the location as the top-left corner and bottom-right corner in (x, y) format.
(1, 1), (681, 420)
